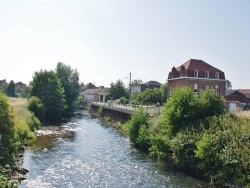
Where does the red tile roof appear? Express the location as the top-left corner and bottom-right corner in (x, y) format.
(176, 59), (223, 73)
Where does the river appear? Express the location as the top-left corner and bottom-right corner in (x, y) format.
(19, 111), (209, 188)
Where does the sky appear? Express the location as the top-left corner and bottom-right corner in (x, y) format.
(0, 0), (250, 88)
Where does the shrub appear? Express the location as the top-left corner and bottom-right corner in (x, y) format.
(125, 106), (149, 144)
(28, 96), (46, 121)
(97, 106), (104, 117)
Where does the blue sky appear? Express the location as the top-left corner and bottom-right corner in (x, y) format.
(0, 0), (249, 88)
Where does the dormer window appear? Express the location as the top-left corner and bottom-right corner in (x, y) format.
(194, 70), (198, 78)
(205, 71), (209, 78)
(215, 72), (219, 79)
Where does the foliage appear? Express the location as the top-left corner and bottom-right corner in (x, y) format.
(0, 82), (8, 94)
(130, 84), (167, 106)
(73, 94), (84, 109)
(163, 86), (199, 134)
(109, 80), (128, 100)
(97, 106), (104, 117)
(226, 80), (233, 90)
(117, 97), (129, 104)
(199, 88), (226, 119)
(28, 96), (46, 122)
(20, 86), (31, 98)
(124, 106), (149, 145)
(0, 93), (15, 166)
(131, 79), (143, 85)
(56, 62), (80, 114)
(30, 70), (66, 123)
(6, 81), (16, 97)
(118, 86), (250, 186)
(0, 96), (39, 187)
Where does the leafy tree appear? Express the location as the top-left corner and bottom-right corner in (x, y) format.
(0, 82), (8, 94)
(55, 62), (80, 114)
(136, 88), (163, 105)
(109, 80), (128, 100)
(226, 80), (232, 90)
(28, 96), (46, 121)
(131, 79), (143, 85)
(199, 88), (226, 119)
(20, 86), (31, 98)
(30, 70), (66, 123)
(0, 92), (15, 165)
(163, 86), (199, 134)
(160, 83), (168, 104)
(6, 80), (16, 97)
(125, 106), (149, 144)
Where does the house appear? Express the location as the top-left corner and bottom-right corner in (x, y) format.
(0, 79), (7, 85)
(82, 88), (99, 102)
(82, 84), (110, 103)
(238, 89), (250, 100)
(80, 82), (98, 92)
(225, 90), (250, 112)
(131, 80), (162, 94)
(167, 59), (226, 96)
(15, 82), (27, 93)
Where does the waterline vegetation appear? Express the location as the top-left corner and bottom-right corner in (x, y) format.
(112, 87), (250, 187)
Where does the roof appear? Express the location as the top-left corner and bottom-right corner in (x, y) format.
(15, 82), (26, 86)
(81, 82), (98, 91)
(239, 89), (250, 98)
(176, 59), (223, 73)
(225, 89), (238, 96)
(144, 80), (162, 86)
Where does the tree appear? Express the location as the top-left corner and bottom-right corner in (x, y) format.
(56, 62), (80, 114)
(30, 70), (66, 123)
(27, 96), (46, 122)
(199, 88), (226, 118)
(226, 80), (232, 90)
(0, 92), (15, 165)
(109, 80), (128, 100)
(0, 82), (8, 94)
(131, 79), (143, 85)
(162, 86), (199, 134)
(6, 80), (16, 97)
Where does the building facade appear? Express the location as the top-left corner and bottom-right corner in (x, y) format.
(168, 59), (226, 96)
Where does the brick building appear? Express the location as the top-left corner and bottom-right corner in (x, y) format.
(167, 59), (226, 96)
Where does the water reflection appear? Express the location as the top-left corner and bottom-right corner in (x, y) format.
(19, 111), (209, 188)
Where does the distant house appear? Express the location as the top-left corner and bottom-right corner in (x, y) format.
(80, 82), (98, 92)
(83, 88), (99, 102)
(15, 82), (27, 93)
(131, 80), (162, 94)
(0, 79), (7, 86)
(167, 59), (226, 96)
(225, 90), (250, 112)
(81, 83), (110, 103)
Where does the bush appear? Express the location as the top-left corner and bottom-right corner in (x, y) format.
(0, 93), (15, 166)
(124, 106), (149, 144)
(97, 106), (104, 117)
(28, 96), (46, 122)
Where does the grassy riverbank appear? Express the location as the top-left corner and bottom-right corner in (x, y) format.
(0, 96), (40, 187)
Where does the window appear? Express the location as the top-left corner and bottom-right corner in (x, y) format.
(215, 72), (219, 79)
(205, 71), (209, 78)
(194, 84), (198, 93)
(194, 70), (198, 77)
(169, 86), (172, 93)
(215, 85), (219, 94)
(205, 85), (209, 90)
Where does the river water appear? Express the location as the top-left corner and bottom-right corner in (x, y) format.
(19, 111), (209, 188)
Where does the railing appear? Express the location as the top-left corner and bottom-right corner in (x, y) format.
(92, 102), (164, 115)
